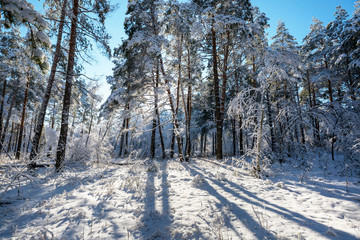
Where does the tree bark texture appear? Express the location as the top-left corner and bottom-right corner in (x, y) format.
(55, 0), (79, 172)
(159, 58), (184, 161)
(30, 0), (68, 164)
(211, 26), (223, 160)
(15, 76), (30, 159)
(0, 86), (18, 153)
(0, 79), (6, 137)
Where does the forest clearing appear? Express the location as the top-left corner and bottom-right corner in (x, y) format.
(1, 156), (360, 239)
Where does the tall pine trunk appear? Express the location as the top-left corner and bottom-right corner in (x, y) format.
(124, 104), (130, 156)
(254, 109), (264, 178)
(26, 111), (35, 153)
(15, 76), (30, 159)
(118, 117), (126, 157)
(185, 47), (193, 159)
(159, 58), (184, 161)
(185, 84), (192, 158)
(155, 62), (165, 159)
(232, 119), (236, 156)
(324, 58), (333, 103)
(55, 0), (79, 172)
(150, 118), (157, 159)
(0, 79), (6, 137)
(30, 0), (68, 164)
(239, 116), (244, 155)
(0, 86), (19, 153)
(6, 122), (14, 153)
(266, 89), (276, 153)
(211, 26), (222, 160)
(85, 108), (93, 147)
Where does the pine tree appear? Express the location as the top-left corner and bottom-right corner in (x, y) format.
(55, 0), (80, 171)
(29, 0), (68, 165)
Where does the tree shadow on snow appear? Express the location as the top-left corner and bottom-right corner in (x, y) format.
(132, 160), (172, 239)
(189, 163), (358, 240)
(0, 166), (123, 239)
(182, 162), (277, 239)
(282, 177), (360, 203)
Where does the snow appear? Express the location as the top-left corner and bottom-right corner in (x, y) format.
(0, 158), (359, 239)
(1, 0), (48, 29)
(1, 4), (22, 18)
(33, 48), (45, 63)
(36, 31), (51, 47)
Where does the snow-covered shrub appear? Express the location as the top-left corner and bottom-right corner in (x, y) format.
(29, 228), (54, 240)
(191, 174), (205, 187)
(215, 171), (226, 181)
(121, 175), (143, 196)
(67, 124), (113, 164)
(147, 163), (158, 172)
(41, 127), (58, 159)
(274, 181), (286, 189)
(0, 157), (35, 202)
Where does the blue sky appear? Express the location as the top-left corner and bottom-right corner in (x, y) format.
(252, 0), (355, 43)
(31, 0), (357, 102)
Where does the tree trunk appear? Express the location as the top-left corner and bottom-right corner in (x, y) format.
(307, 70), (317, 145)
(159, 58), (184, 161)
(124, 116), (130, 156)
(0, 79), (6, 137)
(220, 31), (230, 123)
(239, 116), (244, 155)
(177, 35), (190, 161)
(51, 101), (56, 129)
(0, 86), (18, 153)
(156, 113), (165, 159)
(30, 0), (68, 164)
(346, 58), (356, 100)
(26, 111), (35, 153)
(185, 46), (192, 159)
(211, 26), (222, 160)
(150, 66), (158, 159)
(324, 58), (333, 103)
(170, 129), (175, 158)
(118, 117), (126, 157)
(14, 123), (20, 153)
(185, 84), (192, 158)
(150, 118), (156, 159)
(15, 76), (30, 159)
(295, 83), (305, 145)
(154, 63), (165, 159)
(212, 133), (215, 156)
(265, 89), (276, 153)
(255, 109), (264, 178)
(85, 109), (93, 147)
(203, 132), (207, 155)
(6, 122), (14, 153)
(232, 119), (236, 156)
(200, 133), (204, 155)
(55, 0), (79, 172)
(251, 55), (258, 150)
(311, 84), (320, 145)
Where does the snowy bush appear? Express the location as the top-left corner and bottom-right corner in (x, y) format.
(67, 124), (113, 164)
(215, 171), (226, 182)
(274, 181), (286, 189)
(147, 163), (159, 172)
(191, 174), (205, 187)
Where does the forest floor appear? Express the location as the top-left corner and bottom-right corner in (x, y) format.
(0, 155), (360, 239)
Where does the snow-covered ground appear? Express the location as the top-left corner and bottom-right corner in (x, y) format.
(0, 157), (359, 239)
